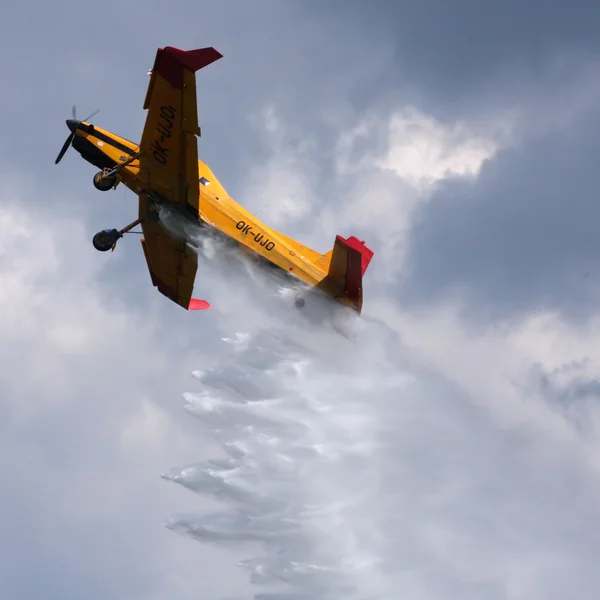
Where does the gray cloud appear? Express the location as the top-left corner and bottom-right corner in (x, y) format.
(401, 99), (600, 322)
(305, 0), (600, 117)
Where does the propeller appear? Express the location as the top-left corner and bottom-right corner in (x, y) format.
(54, 105), (99, 164)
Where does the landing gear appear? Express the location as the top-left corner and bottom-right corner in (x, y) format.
(93, 170), (117, 191)
(93, 229), (121, 251)
(92, 151), (141, 192)
(92, 217), (143, 252)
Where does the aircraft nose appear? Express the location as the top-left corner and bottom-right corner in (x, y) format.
(66, 119), (80, 134)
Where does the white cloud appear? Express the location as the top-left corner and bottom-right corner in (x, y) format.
(336, 107), (511, 190)
(370, 297), (600, 461)
(240, 105), (317, 227)
(323, 106), (513, 284)
(377, 108), (507, 189)
(0, 180), (249, 599)
(237, 102), (510, 280)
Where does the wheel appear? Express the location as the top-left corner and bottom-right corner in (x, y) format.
(294, 297), (306, 309)
(93, 229), (120, 252)
(93, 171), (117, 191)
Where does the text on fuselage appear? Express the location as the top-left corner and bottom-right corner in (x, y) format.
(236, 220), (275, 251)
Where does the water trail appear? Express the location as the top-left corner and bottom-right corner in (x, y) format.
(158, 208), (600, 600)
(163, 321), (407, 600)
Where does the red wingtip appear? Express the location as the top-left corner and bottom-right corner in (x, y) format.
(188, 298), (212, 311)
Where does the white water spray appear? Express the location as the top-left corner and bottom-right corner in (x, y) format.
(162, 321), (409, 600)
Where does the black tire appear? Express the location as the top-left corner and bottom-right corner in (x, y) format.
(93, 229), (120, 252)
(294, 297), (306, 309)
(93, 171), (116, 191)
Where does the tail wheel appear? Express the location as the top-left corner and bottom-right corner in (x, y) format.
(93, 171), (117, 191)
(93, 229), (121, 252)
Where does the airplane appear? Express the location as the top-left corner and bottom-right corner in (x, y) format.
(54, 46), (374, 313)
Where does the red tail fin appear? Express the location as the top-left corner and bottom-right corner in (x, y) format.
(323, 235), (374, 313)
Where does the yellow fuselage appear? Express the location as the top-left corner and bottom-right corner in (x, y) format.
(71, 122), (357, 305)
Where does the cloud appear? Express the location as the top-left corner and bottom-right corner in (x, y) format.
(401, 61), (600, 321)
(233, 99), (510, 289)
(239, 105), (318, 227)
(0, 179), (252, 599)
(371, 296), (600, 443)
(376, 108), (508, 189)
(305, 0), (600, 114)
(319, 105), (512, 283)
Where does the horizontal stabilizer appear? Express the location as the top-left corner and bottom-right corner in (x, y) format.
(188, 298), (212, 311)
(160, 46), (223, 73)
(150, 46), (223, 89)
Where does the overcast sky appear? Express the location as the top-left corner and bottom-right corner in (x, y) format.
(2, 1), (600, 599)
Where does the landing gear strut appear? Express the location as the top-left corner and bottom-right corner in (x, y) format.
(93, 151), (140, 192)
(92, 217), (143, 252)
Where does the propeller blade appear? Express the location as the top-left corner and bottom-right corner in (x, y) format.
(82, 108), (99, 122)
(55, 133), (75, 164)
(55, 105), (99, 165)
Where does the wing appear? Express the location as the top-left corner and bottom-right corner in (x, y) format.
(136, 46), (221, 310)
(139, 205), (210, 311)
(138, 46), (222, 217)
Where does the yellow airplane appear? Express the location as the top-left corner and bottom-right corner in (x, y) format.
(55, 46), (374, 313)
